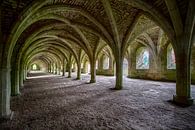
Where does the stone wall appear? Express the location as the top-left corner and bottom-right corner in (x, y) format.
(128, 46), (195, 84)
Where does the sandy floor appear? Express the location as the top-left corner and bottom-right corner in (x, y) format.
(1, 72), (195, 130)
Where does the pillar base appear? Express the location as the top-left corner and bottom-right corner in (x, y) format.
(90, 79), (96, 83)
(67, 76), (71, 78)
(0, 111), (14, 121)
(76, 77), (81, 80)
(113, 86), (122, 90)
(173, 95), (193, 106)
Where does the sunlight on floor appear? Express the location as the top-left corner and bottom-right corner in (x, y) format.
(27, 71), (58, 79)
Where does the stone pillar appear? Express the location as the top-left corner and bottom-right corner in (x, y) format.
(50, 64), (52, 73)
(173, 50), (193, 105)
(109, 57), (113, 70)
(127, 58), (131, 77)
(48, 64), (50, 73)
(23, 68), (27, 80)
(0, 67), (13, 119)
(57, 67), (61, 75)
(99, 56), (104, 70)
(129, 50), (136, 77)
(97, 59), (100, 70)
(67, 62), (72, 78)
(52, 65), (55, 74)
(90, 59), (96, 83)
(62, 62), (66, 76)
(115, 53), (123, 90)
(172, 0), (194, 106)
(49, 64), (52, 73)
(56, 68), (58, 75)
(54, 65), (57, 74)
(11, 69), (20, 96)
(77, 62), (81, 80)
(154, 56), (163, 80)
(20, 69), (24, 87)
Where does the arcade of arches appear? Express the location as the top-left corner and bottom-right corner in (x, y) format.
(0, 0), (195, 129)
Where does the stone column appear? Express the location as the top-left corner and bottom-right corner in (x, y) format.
(52, 64), (55, 74)
(11, 69), (20, 96)
(99, 56), (104, 70)
(48, 64), (50, 73)
(20, 69), (24, 87)
(109, 56), (113, 70)
(90, 59), (96, 83)
(172, 0), (194, 106)
(129, 50), (136, 77)
(77, 62), (81, 80)
(115, 52), (123, 90)
(127, 58), (131, 77)
(115, 58), (123, 89)
(57, 67), (61, 75)
(23, 68), (27, 80)
(50, 64), (52, 73)
(0, 67), (13, 119)
(173, 49), (193, 105)
(62, 61), (66, 76)
(49, 64), (52, 73)
(67, 62), (72, 78)
(54, 65), (57, 74)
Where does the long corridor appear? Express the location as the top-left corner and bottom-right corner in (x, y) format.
(1, 72), (195, 130)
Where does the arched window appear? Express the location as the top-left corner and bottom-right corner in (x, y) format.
(136, 47), (149, 69)
(103, 55), (109, 69)
(167, 44), (176, 69)
(32, 64), (37, 70)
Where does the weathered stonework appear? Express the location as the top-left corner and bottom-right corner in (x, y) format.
(0, 0), (194, 120)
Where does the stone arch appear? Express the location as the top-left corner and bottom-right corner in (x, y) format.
(1, 0), (195, 119)
(4, 4), (115, 71)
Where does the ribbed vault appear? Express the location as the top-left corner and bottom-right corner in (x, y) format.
(0, 0), (194, 119)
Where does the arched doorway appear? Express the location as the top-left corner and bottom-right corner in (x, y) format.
(31, 64), (40, 71)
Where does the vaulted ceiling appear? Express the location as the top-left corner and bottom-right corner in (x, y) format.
(1, 0), (190, 67)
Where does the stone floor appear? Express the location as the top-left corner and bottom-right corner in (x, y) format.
(1, 72), (195, 130)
